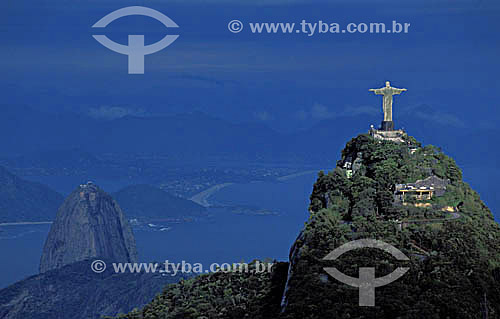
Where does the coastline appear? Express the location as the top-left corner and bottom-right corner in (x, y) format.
(0, 221), (53, 227)
(276, 170), (320, 182)
(188, 169), (323, 208)
(189, 183), (234, 207)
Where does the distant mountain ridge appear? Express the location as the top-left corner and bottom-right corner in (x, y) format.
(2, 149), (103, 170)
(0, 166), (63, 223)
(0, 106), (281, 158)
(0, 105), (494, 167)
(112, 184), (207, 220)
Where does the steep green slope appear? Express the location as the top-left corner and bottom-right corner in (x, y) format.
(118, 134), (500, 318)
(113, 185), (207, 220)
(117, 261), (288, 319)
(0, 166), (63, 222)
(280, 134), (500, 318)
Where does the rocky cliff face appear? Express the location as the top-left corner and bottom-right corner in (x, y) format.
(39, 182), (138, 273)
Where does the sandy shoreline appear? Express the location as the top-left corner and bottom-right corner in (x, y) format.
(276, 170), (320, 181)
(0, 221), (53, 227)
(189, 183), (234, 207)
(188, 169), (323, 207)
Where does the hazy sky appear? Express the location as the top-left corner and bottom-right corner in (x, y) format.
(1, 0), (499, 132)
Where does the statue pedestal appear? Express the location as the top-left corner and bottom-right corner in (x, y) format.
(369, 126), (406, 144)
(381, 121), (394, 131)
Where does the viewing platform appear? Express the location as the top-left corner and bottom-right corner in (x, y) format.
(369, 126), (406, 143)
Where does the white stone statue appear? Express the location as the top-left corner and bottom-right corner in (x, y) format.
(369, 81), (407, 122)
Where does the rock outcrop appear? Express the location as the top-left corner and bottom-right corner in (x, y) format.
(39, 182), (138, 273)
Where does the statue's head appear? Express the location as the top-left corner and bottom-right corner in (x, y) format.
(385, 81), (390, 87)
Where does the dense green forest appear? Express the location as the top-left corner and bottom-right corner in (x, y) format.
(117, 134), (500, 318)
(114, 261), (288, 319)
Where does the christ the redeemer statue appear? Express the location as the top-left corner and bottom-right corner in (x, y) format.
(369, 81), (407, 130)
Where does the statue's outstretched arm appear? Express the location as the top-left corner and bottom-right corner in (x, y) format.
(392, 88), (407, 95)
(369, 89), (383, 95)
